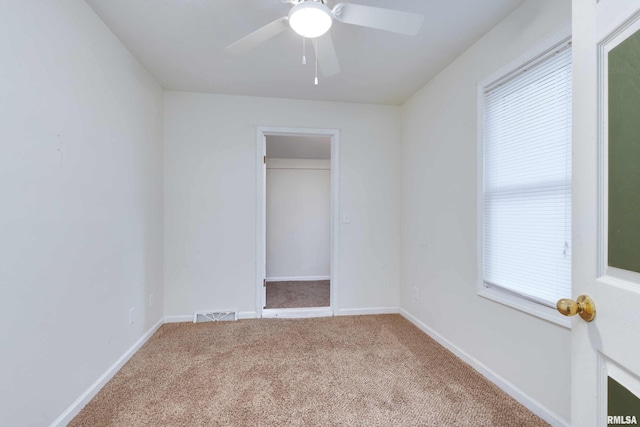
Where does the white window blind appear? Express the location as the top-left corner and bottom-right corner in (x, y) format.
(482, 41), (572, 308)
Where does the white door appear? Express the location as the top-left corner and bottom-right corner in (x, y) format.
(571, 1), (640, 426)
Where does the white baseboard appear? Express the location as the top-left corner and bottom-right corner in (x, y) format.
(163, 315), (193, 323)
(238, 311), (257, 319)
(336, 307), (400, 316)
(266, 275), (330, 282)
(50, 318), (163, 427)
(399, 309), (569, 427)
(262, 307), (333, 318)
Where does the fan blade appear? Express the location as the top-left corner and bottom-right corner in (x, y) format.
(313, 33), (341, 76)
(332, 3), (423, 36)
(227, 17), (289, 55)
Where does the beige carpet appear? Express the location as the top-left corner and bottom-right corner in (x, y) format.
(70, 315), (548, 426)
(265, 280), (330, 309)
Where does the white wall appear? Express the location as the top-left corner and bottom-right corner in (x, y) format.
(0, 1), (164, 425)
(164, 92), (401, 317)
(266, 159), (331, 280)
(400, 0), (572, 424)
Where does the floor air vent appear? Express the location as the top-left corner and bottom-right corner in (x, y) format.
(193, 311), (237, 323)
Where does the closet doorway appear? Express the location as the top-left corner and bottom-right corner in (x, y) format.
(256, 127), (339, 318)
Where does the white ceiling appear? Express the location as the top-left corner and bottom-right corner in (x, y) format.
(85, 0), (524, 105)
(266, 135), (331, 159)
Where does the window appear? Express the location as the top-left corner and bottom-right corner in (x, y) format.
(479, 38), (572, 325)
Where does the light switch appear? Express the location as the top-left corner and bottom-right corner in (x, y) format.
(342, 212), (351, 224)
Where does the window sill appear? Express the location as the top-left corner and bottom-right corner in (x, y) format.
(478, 286), (572, 329)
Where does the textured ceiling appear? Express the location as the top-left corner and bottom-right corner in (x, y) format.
(86, 0), (524, 105)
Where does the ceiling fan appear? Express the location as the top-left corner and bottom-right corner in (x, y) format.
(226, 0), (424, 84)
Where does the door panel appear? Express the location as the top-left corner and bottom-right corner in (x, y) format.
(604, 361), (640, 426)
(608, 27), (640, 273)
(607, 374), (640, 424)
(572, 1), (640, 426)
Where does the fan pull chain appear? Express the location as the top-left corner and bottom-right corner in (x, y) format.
(302, 36), (306, 65)
(314, 38), (318, 85)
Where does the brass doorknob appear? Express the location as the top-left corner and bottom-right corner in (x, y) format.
(556, 294), (596, 322)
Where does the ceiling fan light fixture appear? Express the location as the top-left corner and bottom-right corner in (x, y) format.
(288, 2), (333, 39)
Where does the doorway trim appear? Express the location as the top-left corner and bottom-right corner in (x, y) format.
(255, 126), (340, 318)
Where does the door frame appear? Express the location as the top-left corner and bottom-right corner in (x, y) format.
(255, 126), (340, 318)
